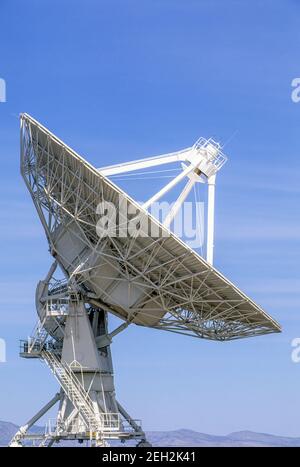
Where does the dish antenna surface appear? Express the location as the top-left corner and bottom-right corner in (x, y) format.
(10, 114), (280, 447)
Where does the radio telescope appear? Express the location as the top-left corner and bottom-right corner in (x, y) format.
(10, 114), (280, 447)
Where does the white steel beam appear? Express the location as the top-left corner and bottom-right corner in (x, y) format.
(143, 161), (199, 210)
(9, 393), (61, 446)
(206, 175), (216, 265)
(163, 178), (196, 228)
(98, 148), (192, 176)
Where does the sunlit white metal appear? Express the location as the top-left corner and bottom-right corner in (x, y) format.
(99, 137), (227, 179)
(13, 113), (281, 447)
(163, 178), (196, 228)
(14, 252), (148, 447)
(207, 175), (216, 265)
(9, 393), (61, 447)
(19, 113), (280, 339)
(143, 160), (198, 210)
(100, 136), (227, 261)
(99, 148), (191, 176)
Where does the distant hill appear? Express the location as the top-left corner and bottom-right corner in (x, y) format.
(146, 429), (300, 447)
(0, 421), (18, 447)
(1, 421), (300, 447)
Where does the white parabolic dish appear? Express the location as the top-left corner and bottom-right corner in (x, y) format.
(21, 113), (281, 341)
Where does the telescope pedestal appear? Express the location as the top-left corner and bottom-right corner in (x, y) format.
(10, 298), (150, 447)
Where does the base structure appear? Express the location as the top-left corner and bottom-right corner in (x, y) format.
(11, 289), (150, 447)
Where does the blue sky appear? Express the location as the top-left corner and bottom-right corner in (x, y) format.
(1, 0), (300, 437)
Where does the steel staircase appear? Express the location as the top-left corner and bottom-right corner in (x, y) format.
(28, 318), (49, 352)
(41, 350), (104, 437)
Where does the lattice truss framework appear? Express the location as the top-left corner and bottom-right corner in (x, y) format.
(21, 114), (281, 341)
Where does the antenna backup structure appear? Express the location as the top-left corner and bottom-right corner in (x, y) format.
(10, 114), (280, 447)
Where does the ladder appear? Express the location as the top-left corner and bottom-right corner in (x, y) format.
(41, 350), (104, 436)
(28, 318), (49, 353)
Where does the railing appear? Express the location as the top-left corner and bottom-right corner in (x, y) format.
(193, 137), (227, 171)
(41, 351), (104, 432)
(46, 297), (69, 316)
(45, 415), (142, 436)
(122, 419), (142, 433)
(45, 418), (87, 436)
(19, 339), (60, 356)
(28, 318), (48, 349)
(48, 277), (68, 295)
